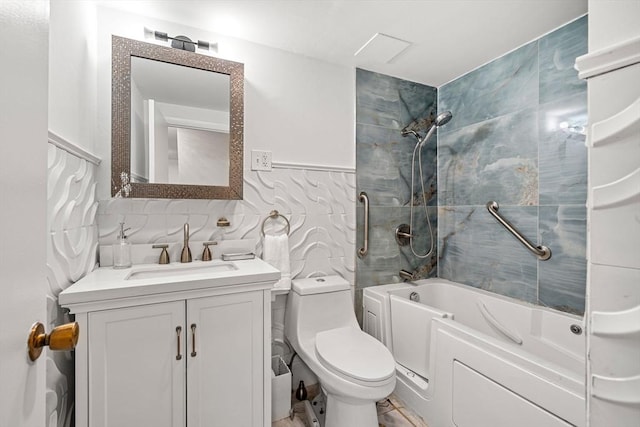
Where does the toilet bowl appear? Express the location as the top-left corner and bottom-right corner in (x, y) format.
(284, 276), (396, 427)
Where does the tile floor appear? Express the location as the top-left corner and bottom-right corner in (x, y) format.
(272, 393), (429, 427)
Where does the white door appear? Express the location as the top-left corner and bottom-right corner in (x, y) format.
(88, 302), (186, 427)
(0, 1), (49, 426)
(187, 292), (265, 427)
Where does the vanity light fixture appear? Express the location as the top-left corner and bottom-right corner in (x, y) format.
(143, 27), (218, 53)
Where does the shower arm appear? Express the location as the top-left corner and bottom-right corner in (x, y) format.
(486, 201), (552, 261)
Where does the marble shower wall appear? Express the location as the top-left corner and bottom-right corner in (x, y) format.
(47, 143), (100, 427)
(355, 68), (439, 306)
(438, 16), (588, 314)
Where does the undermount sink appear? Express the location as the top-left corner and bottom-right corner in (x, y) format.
(126, 261), (238, 280)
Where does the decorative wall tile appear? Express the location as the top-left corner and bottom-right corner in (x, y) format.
(97, 167), (356, 287)
(538, 205), (586, 314)
(46, 144), (99, 427)
(538, 92), (588, 205)
(438, 108), (539, 207)
(439, 41), (538, 133)
(438, 206), (538, 303)
(539, 15), (588, 105)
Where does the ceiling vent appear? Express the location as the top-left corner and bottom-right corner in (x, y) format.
(354, 33), (412, 64)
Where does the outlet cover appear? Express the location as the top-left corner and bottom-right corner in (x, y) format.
(251, 150), (272, 171)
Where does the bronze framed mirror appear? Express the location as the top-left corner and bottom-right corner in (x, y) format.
(112, 35), (243, 199)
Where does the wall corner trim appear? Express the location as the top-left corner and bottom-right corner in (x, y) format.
(575, 35), (640, 80)
(48, 131), (102, 165)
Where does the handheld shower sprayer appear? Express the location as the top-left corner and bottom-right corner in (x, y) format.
(398, 110), (453, 259)
(403, 111), (453, 147)
(434, 111), (453, 127)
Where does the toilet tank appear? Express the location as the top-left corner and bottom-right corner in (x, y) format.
(284, 276), (359, 346)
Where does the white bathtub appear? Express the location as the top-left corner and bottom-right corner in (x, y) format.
(363, 278), (586, 427)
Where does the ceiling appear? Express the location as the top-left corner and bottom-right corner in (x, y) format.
(98, 0), (588, 87)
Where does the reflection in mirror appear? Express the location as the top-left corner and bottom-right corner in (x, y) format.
(112, 35), (244, 199)
(130, 57), (230, 186)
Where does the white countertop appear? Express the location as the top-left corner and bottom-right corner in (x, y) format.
(59, 258), (281, 308)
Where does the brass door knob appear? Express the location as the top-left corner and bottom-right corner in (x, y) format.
(28, 322), (79, 361)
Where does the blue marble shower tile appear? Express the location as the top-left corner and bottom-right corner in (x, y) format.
(356, 68), (437, 131)
(538, 205), (586, 314)
(399, 206), (438, 278)
(356, 69), (404, 129)
(409, 136), (438, 207)
(438, 205), (538, 303)
(357, 123), (413, 207)
(357, 123), (438, 208)
(397, 78), (438, 134)
(356, 69), (438, 289)
(439, 41), (538, 133)
(356, 205), (438, 287)
(355, 206), (406, 287)
(539, 92), (588, 205)
(539, 16), (587, 105)
(438, 108), (539, 207)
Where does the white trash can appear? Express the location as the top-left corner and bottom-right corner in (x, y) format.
(271, 355), (291, 421)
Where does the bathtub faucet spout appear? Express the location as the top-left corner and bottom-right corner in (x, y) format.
(399, 269), (415, 282)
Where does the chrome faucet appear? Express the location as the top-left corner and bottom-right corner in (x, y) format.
(181, 223), (192, 263)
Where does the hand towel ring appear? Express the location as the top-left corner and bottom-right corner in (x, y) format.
(261, 210), (290, 236)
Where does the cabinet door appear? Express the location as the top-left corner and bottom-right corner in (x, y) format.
(187, 291), (264, 427)
(89, 302), (186, 427)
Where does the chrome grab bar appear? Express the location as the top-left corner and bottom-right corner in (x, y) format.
(486, 201), (552, 261)
(358, 192), (369, 258)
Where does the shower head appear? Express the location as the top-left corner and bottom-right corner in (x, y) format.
(401, 111), (453, 144)
(415, 111), (453, 149)
(434, 111), (453, 127)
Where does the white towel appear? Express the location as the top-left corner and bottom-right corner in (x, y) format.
(263, 234), (291, 290)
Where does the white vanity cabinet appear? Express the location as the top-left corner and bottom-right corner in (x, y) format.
(186, 292), (265, 427)
(88, 301), (186, 427)
(59, 259), (279, 427)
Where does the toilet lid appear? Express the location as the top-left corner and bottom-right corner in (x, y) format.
(315, 327), (395, 383)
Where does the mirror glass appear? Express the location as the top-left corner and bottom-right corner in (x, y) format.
(112, 35), (244, 199)
(130, 57), (230, 186)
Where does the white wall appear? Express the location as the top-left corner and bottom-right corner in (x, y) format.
(588, 0), (640, 52)
(95, 6), (355, 200)
(49, 0), (97, 152)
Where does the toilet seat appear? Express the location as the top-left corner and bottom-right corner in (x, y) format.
(315, 327), (395, 385)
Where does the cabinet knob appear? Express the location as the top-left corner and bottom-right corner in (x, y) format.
(28, 322), (79, 361)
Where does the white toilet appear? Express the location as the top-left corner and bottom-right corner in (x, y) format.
(284, 276), (396, 427)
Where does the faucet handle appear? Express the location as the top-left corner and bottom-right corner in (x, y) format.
(152, 244), (170, 264)
(202, 241), (218, 261)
